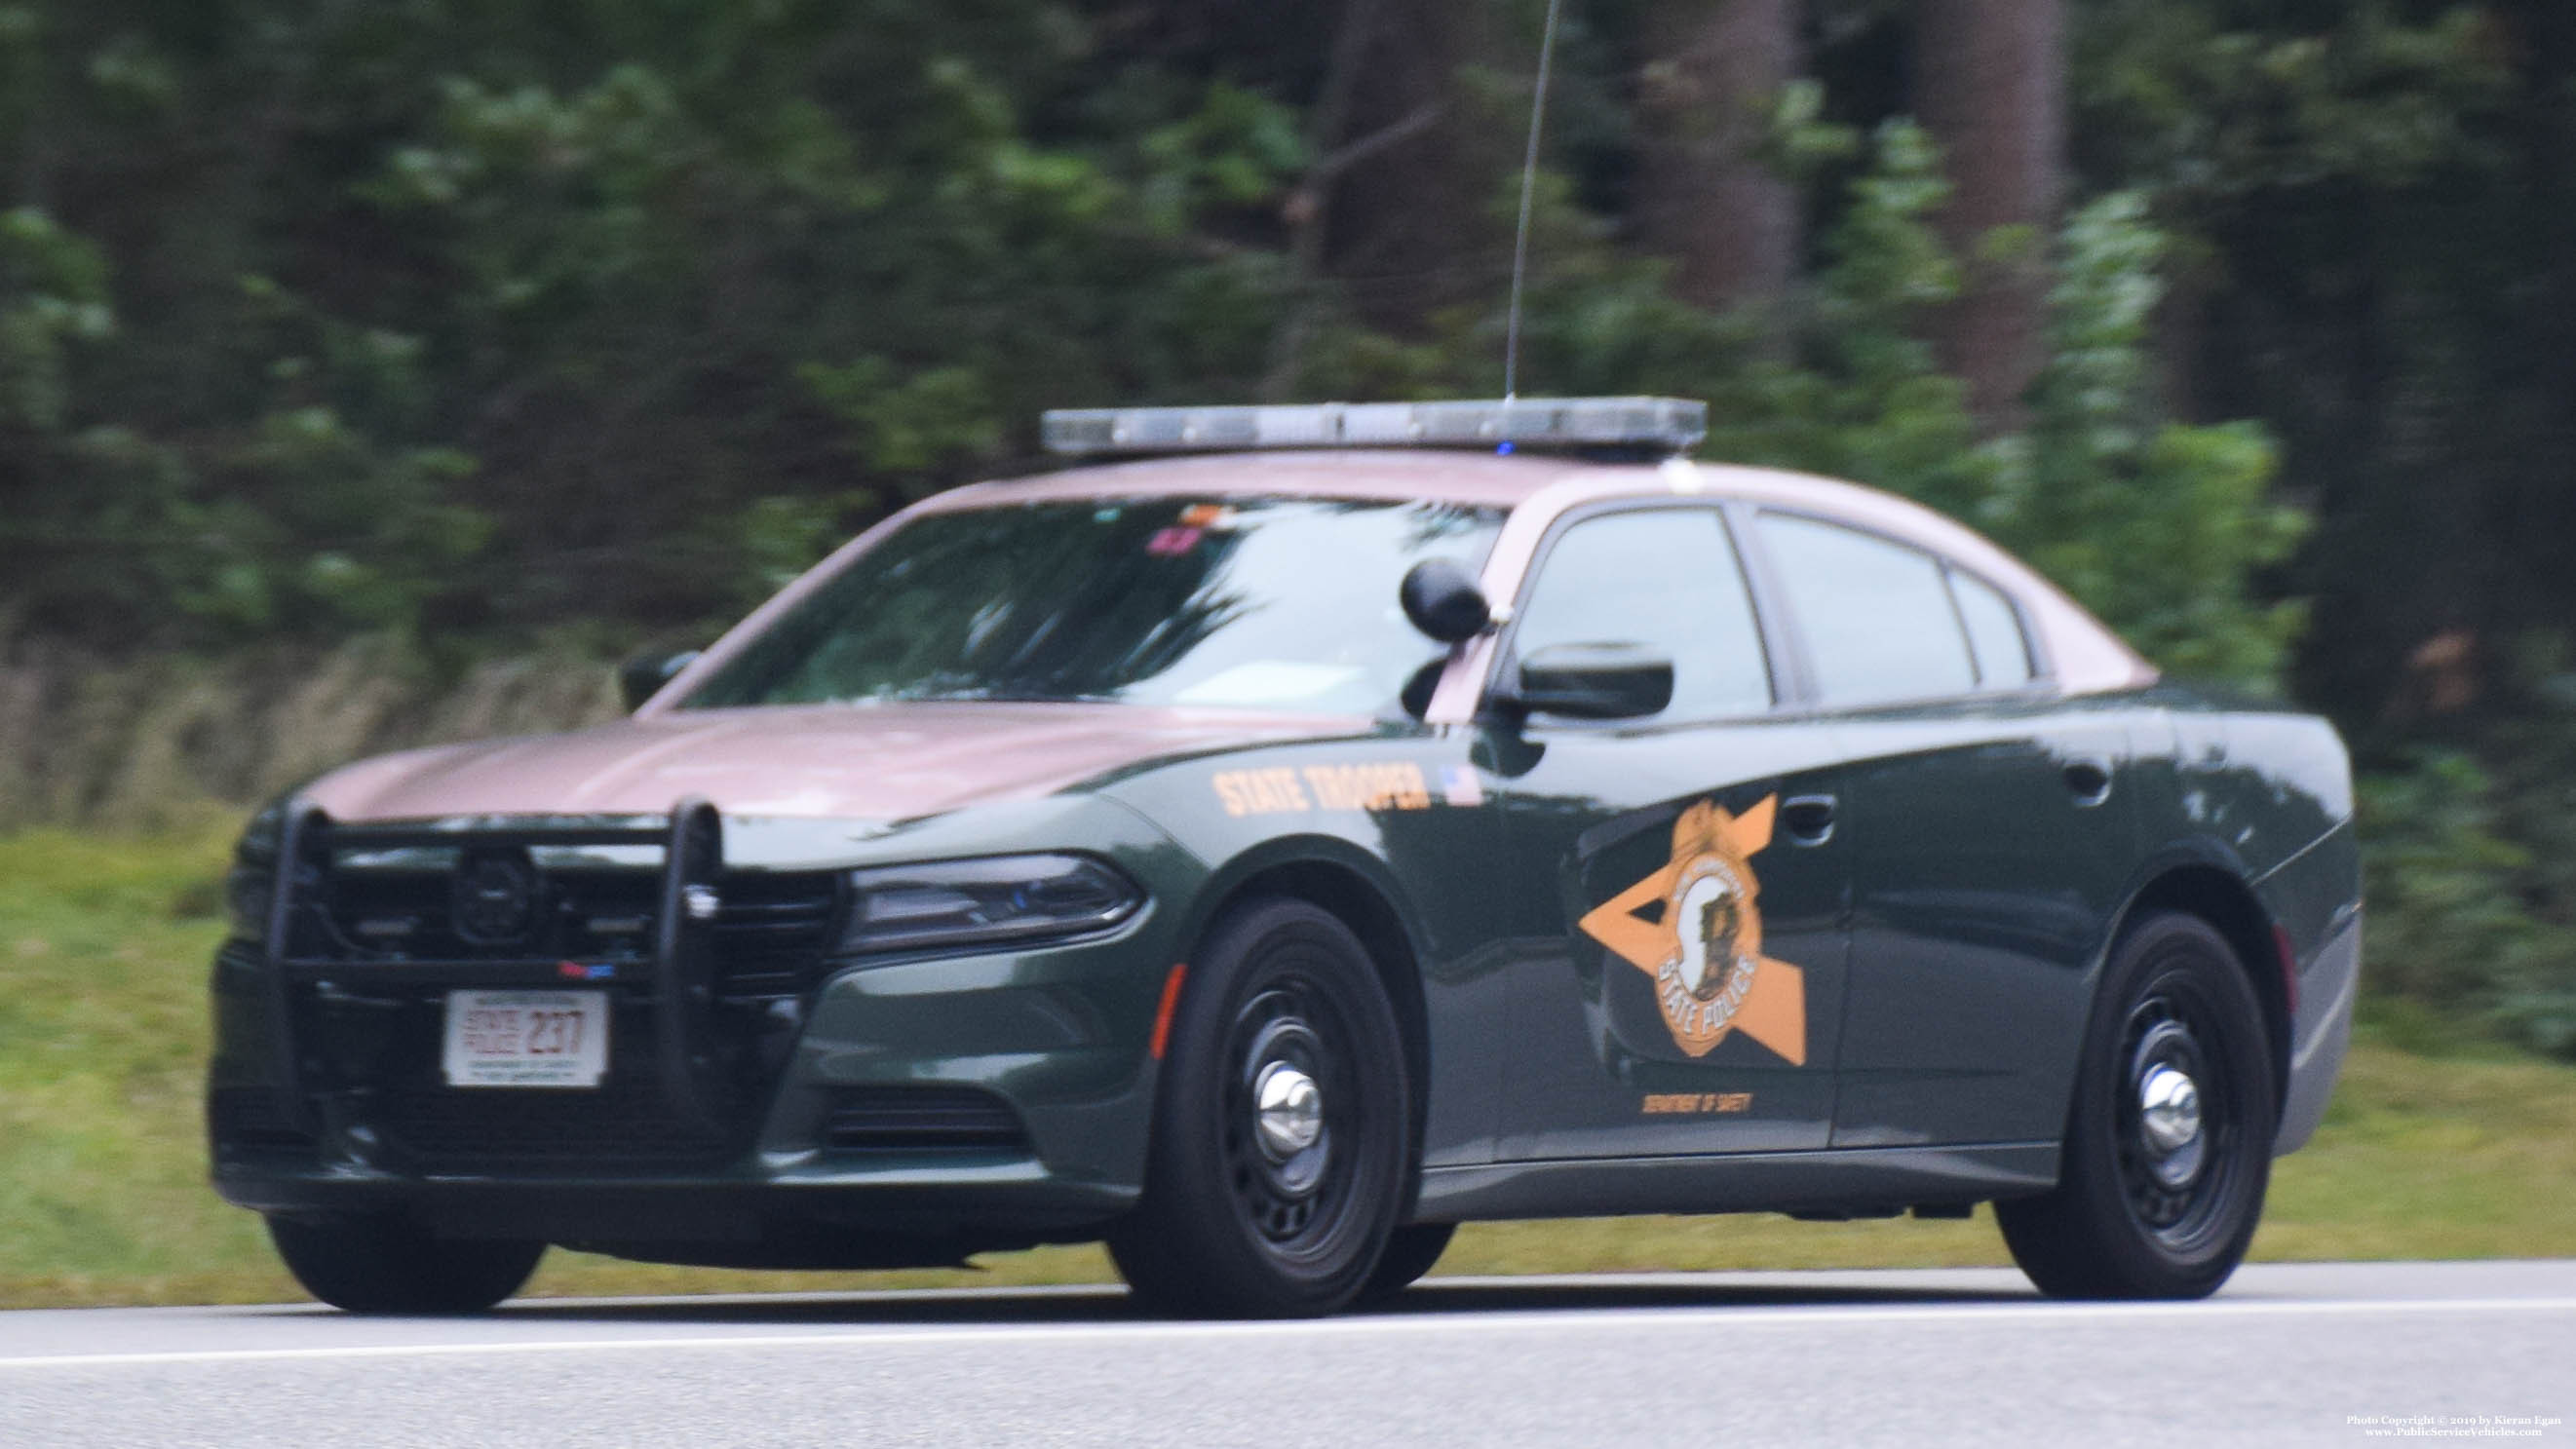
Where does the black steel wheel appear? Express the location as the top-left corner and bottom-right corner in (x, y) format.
(1108, 898), (1412, 1317)
(1998, 912), (2277, 1299)
(268, 1213), (545, 1315)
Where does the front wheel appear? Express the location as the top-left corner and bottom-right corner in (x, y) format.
(1108, 898), (1413, 1317)
(268, 1213), (545, 1314)
(1998, 912), (2277, 1299)
(1357, 1222), (1457, 1304)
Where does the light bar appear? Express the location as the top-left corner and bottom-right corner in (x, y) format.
(1040, 397), (1707, 458)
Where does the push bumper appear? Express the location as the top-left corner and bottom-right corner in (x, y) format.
(209, 802), (1189, 1258)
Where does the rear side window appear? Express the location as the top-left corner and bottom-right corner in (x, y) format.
(1948, 568), (2034, 688)
(1513, 507), (1773, 720)
(1755, 513), (1976, 707)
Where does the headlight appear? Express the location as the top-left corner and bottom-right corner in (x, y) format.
(840, 854), (1143, 955)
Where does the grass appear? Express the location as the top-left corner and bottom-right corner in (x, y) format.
(2, 825), (2570, 1309)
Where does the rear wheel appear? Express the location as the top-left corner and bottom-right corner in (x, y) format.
(268, 1213), (544, 1315)
(1998, 912), (2276, 1299)
(1108, 898), (1413, 1317)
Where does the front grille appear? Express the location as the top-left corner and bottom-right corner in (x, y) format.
(307, 863), (843, 998)
(320, 868), (662, 965)
(824, 1086), (1029, 1153)
(371, 1002), (738, 1168)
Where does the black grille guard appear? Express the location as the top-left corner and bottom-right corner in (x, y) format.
(261, 797), (734, 1140)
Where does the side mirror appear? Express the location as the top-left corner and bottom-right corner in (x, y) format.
(1401, 558), (1492, 644)
(1507, 642), (1674, 720)
(619, 649), (702, 712)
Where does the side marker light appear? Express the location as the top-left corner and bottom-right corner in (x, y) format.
(1149, 963), (1189, 1059)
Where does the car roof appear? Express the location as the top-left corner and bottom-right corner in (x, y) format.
(658, 449), (2156, 719)
(918, 451), (2156, 699)
(918, 450), (1980, 570)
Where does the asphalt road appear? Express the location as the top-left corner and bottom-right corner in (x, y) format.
(1, 1261), (2568, 1448)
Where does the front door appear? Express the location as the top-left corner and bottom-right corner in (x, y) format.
(1482, 505), (1851, 1161)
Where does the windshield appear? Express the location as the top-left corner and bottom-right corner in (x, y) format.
(680, 495), (1506, 716)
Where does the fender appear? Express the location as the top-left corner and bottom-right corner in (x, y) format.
(2087, 834), (2296, 1124)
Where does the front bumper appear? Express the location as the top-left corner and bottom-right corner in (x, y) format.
(208, 802), (1187, 1258)
(211, 1163), (1138, 1264)
(210, 931), (1165, 1252)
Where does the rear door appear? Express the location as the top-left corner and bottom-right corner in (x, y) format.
(1482, 504), (1852, 1161)
(1745, 511), (2139, 1148)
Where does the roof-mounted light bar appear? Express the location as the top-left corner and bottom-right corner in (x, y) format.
(1040, 397), (1707, 459)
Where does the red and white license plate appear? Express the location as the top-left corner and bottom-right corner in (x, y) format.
(442, 990), (609, 1088)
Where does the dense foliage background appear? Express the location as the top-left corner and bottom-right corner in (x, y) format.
(3, 0), (2572, 1056)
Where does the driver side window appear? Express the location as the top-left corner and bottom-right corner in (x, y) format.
(1511, 508), (1774, 720)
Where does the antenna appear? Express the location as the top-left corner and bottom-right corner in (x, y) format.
(1503, 0), (1566, 400)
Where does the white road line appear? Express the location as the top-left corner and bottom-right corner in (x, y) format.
(3, 1295), (2572, 1372)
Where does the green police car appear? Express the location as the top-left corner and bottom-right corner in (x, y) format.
(208, 397), (2360, 1316)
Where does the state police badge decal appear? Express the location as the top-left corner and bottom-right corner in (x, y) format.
(1577, 795), (1806, 1063)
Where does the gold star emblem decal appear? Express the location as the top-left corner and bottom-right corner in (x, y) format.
(1577, 795), (1807, 1064)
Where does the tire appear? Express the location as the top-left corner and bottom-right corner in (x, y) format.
(1108, 898), (1414, 1317)
(1358, 1222), (1457, 1305)
(268, 1213), (545, 1315)
(1998, 912), (2277, 1300)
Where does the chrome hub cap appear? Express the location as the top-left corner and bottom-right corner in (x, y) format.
(2126, 1015), (2213, 1203)
(1224, 989), (1347, 1244)
(2137, 1063), (2206, 1187)
(1254, 1061), (1326, 1159)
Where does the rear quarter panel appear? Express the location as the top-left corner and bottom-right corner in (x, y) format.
(2128, 692), (2360, 1152)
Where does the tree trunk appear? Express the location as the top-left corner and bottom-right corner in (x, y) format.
(1634, 0), (1803, 316)
(1260, 0), (1508, 395)
(1914, 0), (2065, 433)
(1325, 0), (1513, 325)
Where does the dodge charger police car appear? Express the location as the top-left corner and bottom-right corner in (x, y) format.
(208, 397), (2360, 1316)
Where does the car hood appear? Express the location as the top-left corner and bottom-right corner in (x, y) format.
(304, 702), (1371, 823)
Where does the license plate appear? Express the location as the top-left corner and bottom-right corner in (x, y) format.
(442, 990), (609, 1088)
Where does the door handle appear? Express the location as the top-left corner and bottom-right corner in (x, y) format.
(2063, 759), (2114, 808)
(1782, 794), (1837, 845)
